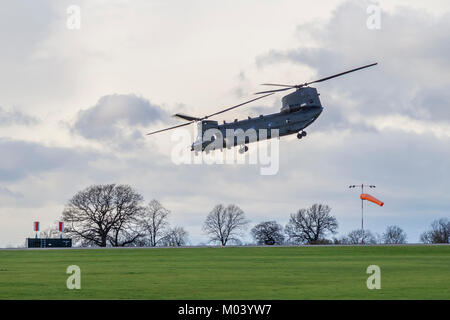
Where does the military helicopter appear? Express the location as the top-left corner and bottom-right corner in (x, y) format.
(147, 63), (377, 153)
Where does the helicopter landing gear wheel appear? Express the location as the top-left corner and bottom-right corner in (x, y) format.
(238, 145), (249, 154)
(297, 131), (307, 139)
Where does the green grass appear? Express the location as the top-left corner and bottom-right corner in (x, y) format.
(0, 245), (449, 299)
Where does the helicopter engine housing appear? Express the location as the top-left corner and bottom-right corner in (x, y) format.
(280, 87), (322, 113)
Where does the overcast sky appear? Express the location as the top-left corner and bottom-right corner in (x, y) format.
(1, 0), (449, 247)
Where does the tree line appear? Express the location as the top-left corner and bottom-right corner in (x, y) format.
(61, 184), (188, 247)
(58, 184), (450, 247)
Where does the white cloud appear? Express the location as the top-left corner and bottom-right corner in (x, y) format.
(72, 93), (169, 149)
(0, 106), (40, 126)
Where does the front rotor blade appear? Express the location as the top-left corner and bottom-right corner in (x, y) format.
(255, 87), (293, 95)
(305, 62), (378, 86)
(204, 93), (274, 119)
(147, 93), (273, 135)
(146, 121), (194, 135)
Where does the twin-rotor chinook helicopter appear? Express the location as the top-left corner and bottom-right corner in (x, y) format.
(147, 63), (377, 153)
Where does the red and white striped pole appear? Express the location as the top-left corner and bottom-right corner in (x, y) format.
(33, 221), (39, 238)
(59, 221), (64, 239)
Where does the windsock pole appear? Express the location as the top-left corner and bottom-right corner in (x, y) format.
(361, 185), (364, 244)
(349, 184), (377, 245)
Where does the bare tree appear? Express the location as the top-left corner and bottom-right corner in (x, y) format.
(109, 220), (145, 247)
(285, 204), (338, 244)
(420, 218), (449, 244)
(203, 204), (249, 246)
(107, 185), (147, 247)
(161, 227), (189, 247)
(62, 184), (144, 247)
(382, 225), (407, 244)
(139, 199), (170, 246)
(341, 229), (378, 245)
(251, 221), (285, 245)
(39, 221), (60, 238)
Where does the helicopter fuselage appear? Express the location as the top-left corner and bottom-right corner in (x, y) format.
(146, 63), (377, 148)
(192, 87), (323, 152)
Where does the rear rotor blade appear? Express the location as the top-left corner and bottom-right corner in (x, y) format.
(255, 87), (293, 95)
(304, 62), (378, 86)
(146, 121), (194, 135)
(261, 83), (297, 88)
(173, 113), (201, 121)
(256, 62), (378, 94)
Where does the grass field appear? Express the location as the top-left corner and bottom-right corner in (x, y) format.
(0, 245), (449, 299)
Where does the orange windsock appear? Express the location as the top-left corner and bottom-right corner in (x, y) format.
(360, 193), (384, 206)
